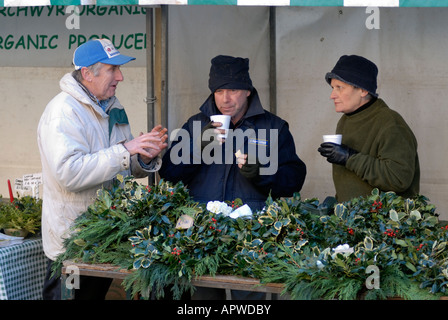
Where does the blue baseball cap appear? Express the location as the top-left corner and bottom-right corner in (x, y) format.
(73, 39), (135, 70)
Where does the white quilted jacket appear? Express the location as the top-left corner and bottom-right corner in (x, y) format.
(37, 73), (160, 260)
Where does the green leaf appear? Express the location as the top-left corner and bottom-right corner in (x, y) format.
(160, 203), (172, 212)
(405, 261), (417, 272)
(364, 236), (374, 251)
(258, 216), (274, 225)
(283, 239), (293, 247)
(389, 209), (399, 222)
(135, 230), (144, 238)
(73, 239), (86, 246)
(410, 210), (421, 220)
(161, 215), (171, 224)
(404, 199), (415, 212)
(334, 257), (346, 268)
(141, 258), (152, 268)
(434, 241), (447, 254)
(179, 207), (198, 216)
(133, 257), (143, 269)
(274, 221), (283, 231)
(334, 204), (346, 218)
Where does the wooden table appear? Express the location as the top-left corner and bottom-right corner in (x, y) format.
(61, 260), (287, 300)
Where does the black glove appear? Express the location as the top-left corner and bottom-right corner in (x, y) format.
(318, 142), (358, 165)
(200, 121), (218, 151)
(240, 159), (261, 180)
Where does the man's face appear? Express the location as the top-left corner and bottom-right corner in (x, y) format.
(214, 89), (250, 124)
(330, 78), (368, 114)
(87, 64), (124, 101)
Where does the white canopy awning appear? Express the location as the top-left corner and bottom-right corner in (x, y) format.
(1, 0), (448, 7)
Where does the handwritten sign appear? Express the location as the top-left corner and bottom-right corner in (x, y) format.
(23, 173), (43, 186)
(14, 178), (31, 191)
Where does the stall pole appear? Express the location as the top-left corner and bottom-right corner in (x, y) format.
(160, 5), (169, 132)
(269, 6), (277, 115)
(145, 7), (156, 185)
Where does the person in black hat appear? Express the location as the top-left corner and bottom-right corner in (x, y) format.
(318, 54), (420, 202)
(160, 54), (306, 211)
(159, 55), (307, 298)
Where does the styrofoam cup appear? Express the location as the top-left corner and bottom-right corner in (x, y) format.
(323, 134), (342, 145)
(210, 115), (231, 139)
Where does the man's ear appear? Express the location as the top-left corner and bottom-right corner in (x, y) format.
(81, 67), (92, 82)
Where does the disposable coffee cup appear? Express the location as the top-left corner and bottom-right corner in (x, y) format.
(323, 134), (342, 145)
(210, 115), (231, 139)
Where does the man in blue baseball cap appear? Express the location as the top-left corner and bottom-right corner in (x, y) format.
(73, 38), (135, 70)
(38, 39), (168, 300)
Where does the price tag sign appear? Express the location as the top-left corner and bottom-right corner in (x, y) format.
(14, 178), (31, 191)
(23, 173), (43, 187)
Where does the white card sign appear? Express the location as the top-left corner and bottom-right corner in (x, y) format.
(23, 173), (43, 186)
(14, 178), (31, 191)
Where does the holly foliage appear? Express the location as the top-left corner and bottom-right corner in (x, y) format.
(56, 177), (448, 300)
(0, 195), (42, 234)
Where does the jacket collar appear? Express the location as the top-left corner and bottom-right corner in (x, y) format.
(199, 88), (265, 121)
(60, 73), (117, 117)
(346, 97), (378, 117)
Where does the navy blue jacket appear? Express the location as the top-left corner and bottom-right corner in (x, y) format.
(159, 89), (306, 211)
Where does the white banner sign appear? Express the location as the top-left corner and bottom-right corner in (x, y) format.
(0, 5), (146, 67)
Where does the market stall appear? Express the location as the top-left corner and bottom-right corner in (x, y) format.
(52, 177), (448, 300)
(2, 1), (448, 221)
(2, 0), (448, 302)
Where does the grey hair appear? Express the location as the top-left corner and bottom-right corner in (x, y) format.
(71, 62), (103, 82)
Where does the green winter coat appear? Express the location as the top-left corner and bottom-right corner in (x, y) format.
(333, 98), (420, 202)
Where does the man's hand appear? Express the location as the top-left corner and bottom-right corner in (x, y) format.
(235, 150), (260, 179)
(201, 121), (227, 150)
(124, 125), (168, 163)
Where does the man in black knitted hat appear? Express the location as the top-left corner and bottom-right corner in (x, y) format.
(160, 54), (306, 211)
(318, 55), (420, 202)
(159, 55), (306, 298)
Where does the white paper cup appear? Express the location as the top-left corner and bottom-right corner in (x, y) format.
(323, 134), (342, 145)
(210, 115), (231, 139)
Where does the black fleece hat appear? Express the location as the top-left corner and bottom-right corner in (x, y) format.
(208, 55), (253, 93)
(325, 55), (378, 97)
